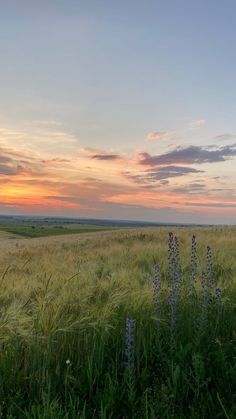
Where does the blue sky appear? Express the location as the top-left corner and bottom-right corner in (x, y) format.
(0, 1), (235, 223)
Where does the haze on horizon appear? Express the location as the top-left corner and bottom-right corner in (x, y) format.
(0, 1), (235, 224)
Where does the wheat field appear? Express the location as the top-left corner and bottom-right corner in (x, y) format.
(0, 227), (235, 418)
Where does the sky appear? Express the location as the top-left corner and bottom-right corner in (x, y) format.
(0, 1), (236, 224)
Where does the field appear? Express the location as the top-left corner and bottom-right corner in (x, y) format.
(0, 226), (235, 418)
(0, 221), (116, 239)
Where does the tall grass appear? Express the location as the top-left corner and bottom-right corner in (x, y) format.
(0, 227), (235, 418)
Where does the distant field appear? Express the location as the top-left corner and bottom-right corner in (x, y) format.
(0, 226), (235, 418)
(0, 230), (20, 240)
(0, 222), (117, 238)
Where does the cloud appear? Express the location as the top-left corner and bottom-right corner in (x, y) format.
(171, 183), (206, 194)
(215, 133), (236, 142)
(189, 182), (206, 188)
(29, 120), (62, 127)
(0, 150), (26, 176)
(41, 158), (71, 164)
(91, 154), (121, 161)
(84, 147), (126, 163)
(0, 154), (12, 164)
(123, 165), (203, 185)
(0, 122), (235, 223)
(0, 126), (79, 157)
(0, 128), (26, 140)
(146, 131), (170, 141)
(186, 201), (236, 208)
(160, 179), (169, 185)
(138, 144), (236, 166)
(189, 119), (206, 128)
(45, 196), (97, 210)
(0, 164), (23, 176)
(81, 147), (105, 154)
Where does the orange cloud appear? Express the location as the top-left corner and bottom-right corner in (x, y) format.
(0, 123), (235, 222)
(146, 131), (170, 141)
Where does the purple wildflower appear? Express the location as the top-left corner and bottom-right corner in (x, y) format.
(152, 263), (162, 313)
(215, 287), (222, 317)
(190, 234), (197, 294)
(124, 318), (136, 367)
(167, 232), (181, 288)
(168, 293), (177, 332)
(206, 245), (214, 289)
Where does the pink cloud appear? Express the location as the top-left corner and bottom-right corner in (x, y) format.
(146, 131), (170, 141)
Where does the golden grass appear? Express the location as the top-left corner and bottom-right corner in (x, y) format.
(0, 226), (235, 417)
(0, 226), (235, 337)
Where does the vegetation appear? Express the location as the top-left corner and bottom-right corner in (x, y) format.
(0, 227), (235, 418)
(0, 222), (116, 238)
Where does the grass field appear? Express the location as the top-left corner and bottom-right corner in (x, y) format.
(0, 227), (235, 418)
(0, 222), (116, 239)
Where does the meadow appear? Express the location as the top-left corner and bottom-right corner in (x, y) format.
(0, 227), (235, 418)
(0, 221), (115, 238)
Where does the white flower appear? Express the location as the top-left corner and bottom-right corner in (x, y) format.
(66, 359), (71, 365)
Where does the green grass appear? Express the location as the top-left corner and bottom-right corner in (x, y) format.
(0, 223), (116, 238)
(0, 227), (235, 418)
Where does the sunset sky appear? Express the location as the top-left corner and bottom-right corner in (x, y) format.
(0, 1), (236, 224)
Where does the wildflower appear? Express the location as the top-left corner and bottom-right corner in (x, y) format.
(190, 234), (197, 294)
(124, 318), (136, 406)
(215, 287), (222, 317)
(173, 270), (181, 296)
(201, 269), (207, 291)
(167, 268), (181, 331)
(152, 263), (162, 313)
(124, 318), (136, 367)
(167, 232), (175, 286)
(66, 359), (71, 366)
(174, 235), (181, 275)
(167, 232), (181, 286)
(168, 293), (177, 332)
